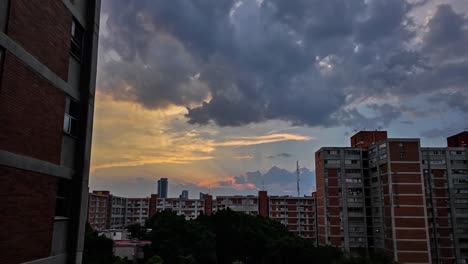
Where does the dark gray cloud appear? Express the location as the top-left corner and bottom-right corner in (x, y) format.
(98, 0), (468, 129)
(267, 153), (293, 159)
(234, 166), (316, 194)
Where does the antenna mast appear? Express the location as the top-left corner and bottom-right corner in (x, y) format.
(296, 160), (300, 197)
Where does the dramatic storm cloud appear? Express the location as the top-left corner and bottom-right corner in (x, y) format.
(92, 0), (468, 196)
(98, 0), (468, 129)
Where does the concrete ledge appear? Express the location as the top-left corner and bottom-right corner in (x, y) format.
(0, 32), (80, 101)
(0, 150), (73, 179)
(22, 254), (67, 264)
(62, 0), (87, 28)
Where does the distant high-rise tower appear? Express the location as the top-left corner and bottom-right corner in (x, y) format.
(157, 178), (168, 198)
(180, 190), (189, 200)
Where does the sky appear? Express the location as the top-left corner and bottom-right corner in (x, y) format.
(90, 0), (468, 198)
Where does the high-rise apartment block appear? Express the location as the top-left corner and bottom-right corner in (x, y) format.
(0, 1), (100, 263)
(315, 147), (368, 252)
(422, 146), (468, 263)
(315, 131), (468, 264)
(157, 178), (168, 198)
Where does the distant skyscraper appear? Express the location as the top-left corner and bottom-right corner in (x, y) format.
(157, 178), (168, 198)
(180, 190), (189, 200)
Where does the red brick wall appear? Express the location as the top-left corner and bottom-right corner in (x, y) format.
(0, 166), (56, 264)
(204, 195), (213, 216)
(258, 191), (269, 217)
(6, 0), (72, 80)
(447, 131), (468, 147)
(350, 131), (387, 148)
(149, 194), (158, 217)
(315, 151), (326, 245)
(0, 53), (65, 164)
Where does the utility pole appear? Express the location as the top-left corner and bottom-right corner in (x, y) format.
(296, 160), (300, 197)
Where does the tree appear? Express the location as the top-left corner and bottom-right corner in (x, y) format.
(143, 209), (397, 264)
(126, 223), (147, 240)
(146, 255), (164, 264)
(83, 223), (115, 264)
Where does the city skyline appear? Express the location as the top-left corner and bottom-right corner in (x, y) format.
(90, 0), (468, 198)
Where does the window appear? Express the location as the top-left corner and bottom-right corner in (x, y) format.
(450, 150), (466, 156)
(348, 188), (362, 196)
(71, 19), (84, 61)
(348, 207), (363, 213)
(63, 97), (79, 136)
(430, 160), (446, 165)
(327, 150), (340, 155)
(346, 169), (361, 174)
(399, 152), (405, 159)
(379, 154), (387, 160)
(55, 179), (71, 217)
(325, 159), (340, 165)
(345, 150), (360, 155)
(451, 160), (467, 165)
(452, 170), (468, 175)
(453, 178), (468, 184)
(345, 159), (359, 165)
(379, 143), (386, 149)
(454, 199), (468, 204)
(346, 178), (362, 184)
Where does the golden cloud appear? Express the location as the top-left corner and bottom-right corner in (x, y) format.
(91, 92), (313, 173)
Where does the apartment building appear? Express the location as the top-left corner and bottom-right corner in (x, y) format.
(214, 191), (316, 239)
(88, 191), (110, 230)
(269, 196), (315, 239)
(315, 147), (368, 253)
(215, 195), (260, 215)
(422, 142), (468, 263)
(316, 131), (468, 264)
(365, 138), (431, 263)
(125, 198), (150, 226)
(154, 197), (207, 220)
(0, 1), (100, 263)
(316, 132), (432, 263)
(87, 191), (150, 230)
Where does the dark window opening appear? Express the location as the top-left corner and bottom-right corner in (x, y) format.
(71, 19), (84, 61)
(55, 179), (71, 217)
(63, 97), (79, 137)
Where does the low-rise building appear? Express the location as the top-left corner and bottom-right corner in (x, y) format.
(155, 197), (206, 220)
(87, 191), (151, 230)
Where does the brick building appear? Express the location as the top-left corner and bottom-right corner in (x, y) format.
(87, 191), (151, 230)
(214, 191), (316, 239)
(269, 195), (315, 239)
(421, 146), (468, 263)
(0, 1), (100, 263)
(88, 191), (110, 230)
(154, 197), (208, 220)
(315, 131), (468, 264)
(315, 147), (368, 252)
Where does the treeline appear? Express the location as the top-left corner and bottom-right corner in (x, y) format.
(84, 209), (396, 264)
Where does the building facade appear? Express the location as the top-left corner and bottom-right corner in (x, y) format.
(315, 147), (368, 253)
(214, 192), (316, 239)
(155, 197), (207, 220)
(422, 146), (468, 263)
(269, 196), (315, 239)
(315, 131), (468, 264)
(87, 191), (150, 230)
(0, 1), (100, 263)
